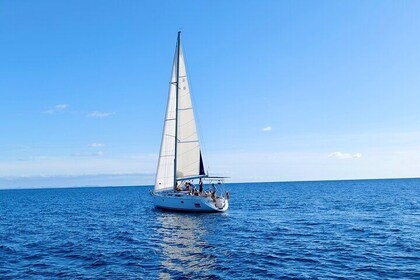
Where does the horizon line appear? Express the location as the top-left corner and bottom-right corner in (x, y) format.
(1, 176), (419, 191)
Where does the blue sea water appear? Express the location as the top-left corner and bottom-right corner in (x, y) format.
(0, 179), (419, 279)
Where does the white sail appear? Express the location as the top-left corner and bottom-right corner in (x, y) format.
(154, 47), (178, 192)
(175, 45), (204, 179)
(154, 34), (205, 193)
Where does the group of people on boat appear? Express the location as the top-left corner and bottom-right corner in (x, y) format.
(175, 179), (227, 203)
(176, 179), (207, 194)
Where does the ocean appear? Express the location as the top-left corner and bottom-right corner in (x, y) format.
(0, 179), (419, 279)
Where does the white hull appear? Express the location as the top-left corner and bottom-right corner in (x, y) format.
(153, 192), (229, 212)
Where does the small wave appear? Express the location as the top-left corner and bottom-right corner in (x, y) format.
(0, 244), (15, 254)
(91, 259), (108, 267)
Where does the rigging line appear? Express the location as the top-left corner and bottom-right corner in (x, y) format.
(178, 130), (198, 141)
(178, 118), (195, 127)
(176, 144), (200, 156)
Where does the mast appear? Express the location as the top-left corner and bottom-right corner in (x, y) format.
(173, 31), (181, 190)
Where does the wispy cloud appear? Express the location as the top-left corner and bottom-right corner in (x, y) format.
(262, 126), (272, 132)
(328, 152), (362, 159)
(72, 151), (104, 157)
(87, 111), (115, 118)
(44, 104), (68, 114)
(89, 143), (105, 148)
(0, 153), (157, 179)
(0, 173), (155, 189)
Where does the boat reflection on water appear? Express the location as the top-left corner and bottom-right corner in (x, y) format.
(156, 212), (218, 279)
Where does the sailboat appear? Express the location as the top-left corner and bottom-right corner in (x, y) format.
(152, 32), (229, 212)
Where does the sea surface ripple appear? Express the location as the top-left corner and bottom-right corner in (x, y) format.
(0, 179), (419, 279)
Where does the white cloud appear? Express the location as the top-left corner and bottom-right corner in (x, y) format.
(353, 153), (362, 158)
(3, 147), (420, 188)
(0, 153), (157, 179)
(87, 111), (115, 118)
(328, 151), (362, 159)
(89, 143), (105, 148)
(262, 126), (272, 132)
(44, 104), (68, 114)
(206, 149), (420, 183)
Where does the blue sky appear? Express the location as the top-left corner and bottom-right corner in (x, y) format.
(1, 1), (420, 188)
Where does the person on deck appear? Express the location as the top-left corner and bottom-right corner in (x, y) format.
(199, 179), (203, 193)
(210, 190), (216, 203)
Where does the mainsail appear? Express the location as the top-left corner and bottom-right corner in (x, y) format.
(154, 33), (205, 192)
